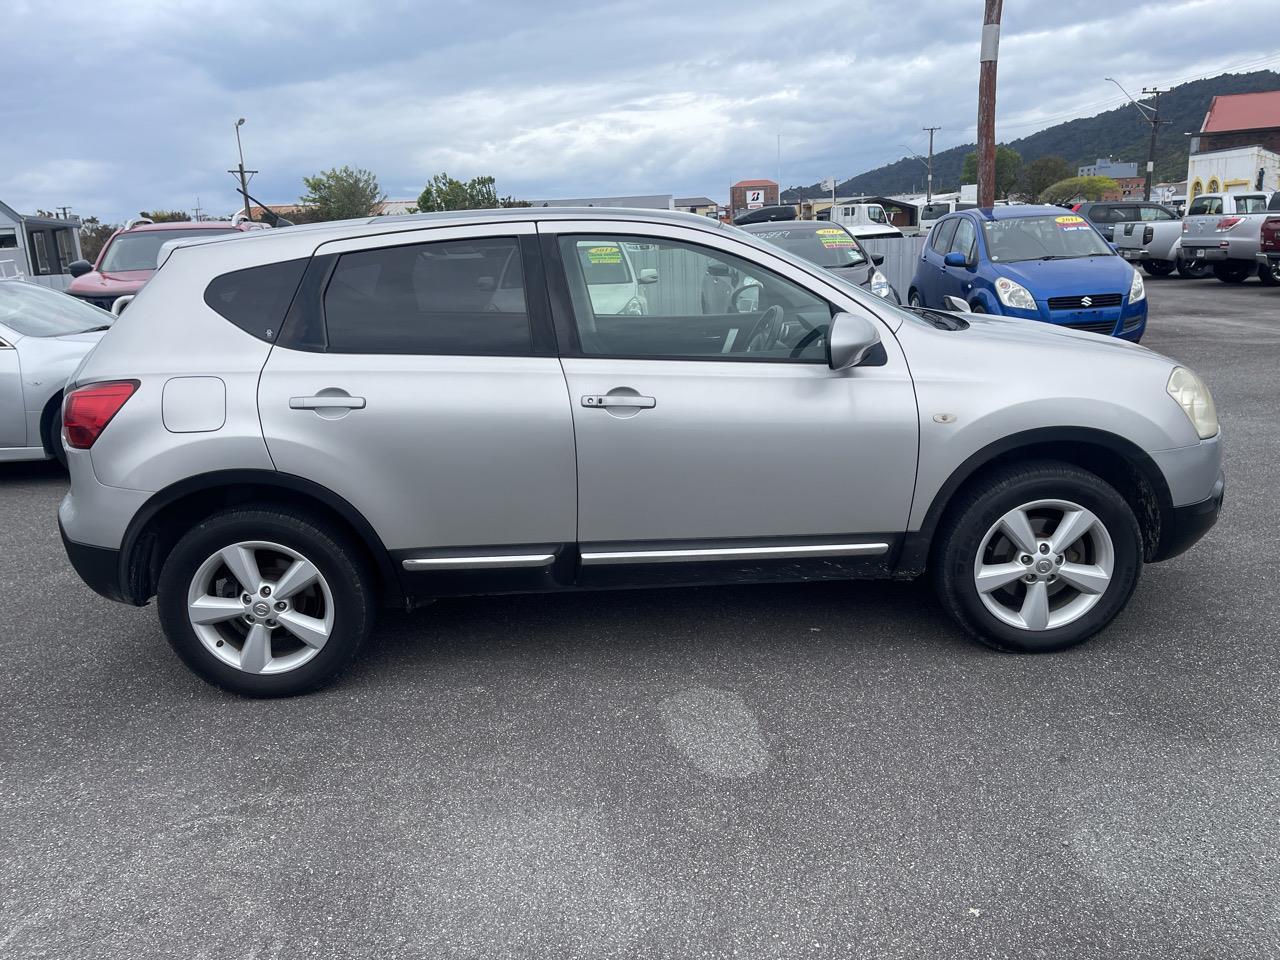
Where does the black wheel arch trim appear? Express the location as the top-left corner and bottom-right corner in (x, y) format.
(896, 426), (1175, 576)
(118, 469), (402, 607)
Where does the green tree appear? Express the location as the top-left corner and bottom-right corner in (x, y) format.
(1039, 175), (1119, 204)
(139, 210), (190, 222)
(1017, 156), (1074, 200)
(960, 146), (1023, 199)
(299, 166), (385, 221)
(77, 216), (120, 262)
(414, 172), (501, 212)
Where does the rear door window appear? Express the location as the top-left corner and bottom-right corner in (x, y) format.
(322, 237), (532, 355)
(205, 258), (309, 341)
(930, 218), (959, 253)
(1235, 195), (1268, 214)
(949, 218), (977, 261)
(1188, 196), (1223, 216)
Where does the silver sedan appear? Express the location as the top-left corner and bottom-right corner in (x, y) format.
(0, 280), (112, 465)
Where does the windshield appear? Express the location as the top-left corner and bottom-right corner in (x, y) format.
(982, 215), (1113, 262)
(0, 281), (113, 337)
(747, 225), (869, 268)
(100, 228), (235, 272)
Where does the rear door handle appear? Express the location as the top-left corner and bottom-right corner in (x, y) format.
(581, 394), (656, 409)
(290, 395), (366, 410)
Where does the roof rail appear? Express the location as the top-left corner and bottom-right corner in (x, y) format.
(124, 217), (155, 230)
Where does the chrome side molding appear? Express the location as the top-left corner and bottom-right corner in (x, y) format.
(402, 554), (555, 571)
(580, 542), (890, 566)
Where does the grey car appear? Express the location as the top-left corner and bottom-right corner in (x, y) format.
(58, 208), (1224, 697)
(738, 220), (901, 302)
(0, 279), (112, 465)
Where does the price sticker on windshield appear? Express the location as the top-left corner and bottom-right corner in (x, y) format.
(1054, 215), (1090, 231)
(585, 245), (623, 264)
(816, 227), (855, 247)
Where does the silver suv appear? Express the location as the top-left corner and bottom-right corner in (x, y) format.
(58, 209), (1224, 697)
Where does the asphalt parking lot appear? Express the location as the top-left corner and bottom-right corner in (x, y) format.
(2, 276), (1278, 960)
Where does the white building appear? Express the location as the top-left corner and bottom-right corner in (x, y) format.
(1187, 145), (1280, 198)
(0, 200), (83, 288)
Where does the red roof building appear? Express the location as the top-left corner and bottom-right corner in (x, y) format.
(1198, 91), (1280, 154)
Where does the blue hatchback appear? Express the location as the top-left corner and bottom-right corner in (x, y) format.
(908, 205), (1147, 341)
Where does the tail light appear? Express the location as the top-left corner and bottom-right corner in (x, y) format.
(1215, 216), (1242, 230)
(1262, 217), (1280, 251)
(63, 380), (139, 449)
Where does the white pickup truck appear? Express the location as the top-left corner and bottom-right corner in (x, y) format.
(1179, 191), (1280, 284)
(1110, 206), (1205, 278)
(826, 201), (903, 240)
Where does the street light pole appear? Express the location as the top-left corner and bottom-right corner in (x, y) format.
(1103, 78), (1166, 203)
(976, 0), (1003, 207)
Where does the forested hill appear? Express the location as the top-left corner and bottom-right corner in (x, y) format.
(783, 70), (1280, 200)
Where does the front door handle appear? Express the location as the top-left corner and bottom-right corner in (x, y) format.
(290, 395), (366, 410)
(581, 394), (656, 409)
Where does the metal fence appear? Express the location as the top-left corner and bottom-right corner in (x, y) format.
(858, 235), (928, 300)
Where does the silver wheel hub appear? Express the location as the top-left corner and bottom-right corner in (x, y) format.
(186, 540), (334, 675)
(973, 499), (1114, 632)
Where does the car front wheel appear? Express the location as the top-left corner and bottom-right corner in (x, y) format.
(156, 506), (376, 696)
(908, 290), (924, 308)
(932, 461), (1142, 653)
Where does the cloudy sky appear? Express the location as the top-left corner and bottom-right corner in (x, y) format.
(3, 0), (1278, 223)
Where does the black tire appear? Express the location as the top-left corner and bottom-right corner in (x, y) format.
(1177, 258), (1212, 280)
(1258, 262), (1280, 287)
(908, 290), (924, 308)
(968, 300), (987, 313)
(157, 505), (376, 697)
(1142, 260), (1175, 277)
(1213, 262), (1252, 284)
(41, 397), (67, 469)
(932, 460), (1142, 654)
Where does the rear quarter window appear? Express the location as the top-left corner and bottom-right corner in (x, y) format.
(204, 258), (308, 341)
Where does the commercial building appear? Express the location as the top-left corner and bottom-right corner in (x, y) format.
(729, 180), (778, 218)
(672, 196), (719, 217)
(1078, 157), (1139, 179)
(1187, 90), (1280, 197)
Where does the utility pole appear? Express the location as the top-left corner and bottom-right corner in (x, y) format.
(1103, 79), (1169, 203)
(976, 0), (1003, 207)
(193, 197), (205, 222)
(56, 205), (73, 220)
(229, 118), (255, 221)
(1141, 87), (1165, 202)
(922, 126), (941, 203)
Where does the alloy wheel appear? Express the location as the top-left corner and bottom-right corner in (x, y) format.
(186, 540), (335, 674)
(972, 499), (1114, 632)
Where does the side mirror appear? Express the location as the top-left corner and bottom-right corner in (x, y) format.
(943, 251), (969, 268)
(67, 259), (93, 278)
(870, 253), (885, 266)
(110, 295), (134, 316)
(705, 262), (731, 278)
(827, 312), (881, 370)
(638, 267), (659, 284)
(942, 295), (970, 312)
(1107, 242), (1119, 253)
(476, 275), (496, 291)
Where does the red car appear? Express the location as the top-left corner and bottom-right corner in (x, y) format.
(67, 219), (254, 311)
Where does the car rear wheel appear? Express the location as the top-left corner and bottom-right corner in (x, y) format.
(1258, 262), (1280, 287)
(42, 398), (67, 469)
(1213, 262), (1252, 284)
(156, 506), (375, 696)
(1142, 260), (1175, 277)
(908, 290), (923, 308)
(932, 461), (1142, 653)
(1177, 258), (1212, 279)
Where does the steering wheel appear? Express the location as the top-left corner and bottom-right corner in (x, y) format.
(789, 326), (825, 359)
(743, 305), (785, 353)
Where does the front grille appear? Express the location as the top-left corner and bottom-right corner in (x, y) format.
(1069, 320), (1117, 335)
(1047, 293), (1123, 310)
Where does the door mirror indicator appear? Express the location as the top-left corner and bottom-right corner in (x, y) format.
(828, 312), (881, 370)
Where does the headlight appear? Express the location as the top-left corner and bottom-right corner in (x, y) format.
(1129, 268), (1146, 304)
(1167, 366), (1219, 439)
(994, 276), (1036, 310)
(622, 296), (645, 316)
(869, 269), (894, 299)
